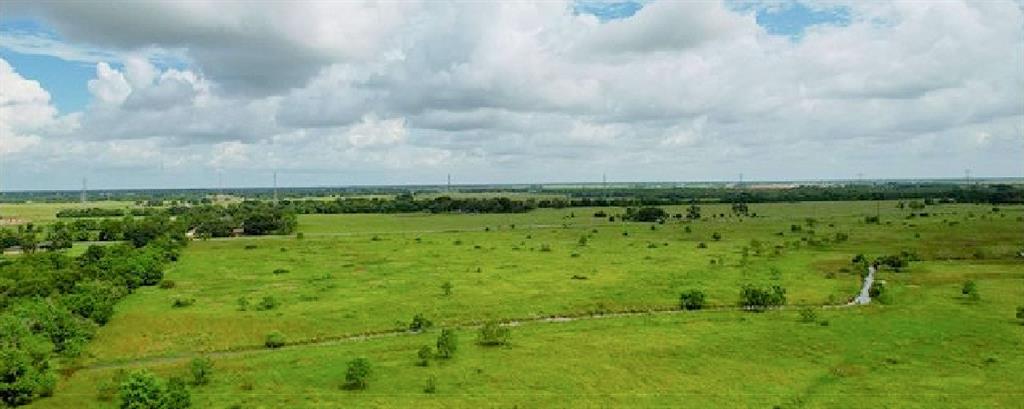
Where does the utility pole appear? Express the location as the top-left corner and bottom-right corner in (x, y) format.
(447, 173), (451, 193)
(273, 171), (278, 204)
(964, 169), (971, 186)
(80, 178), (87, 203)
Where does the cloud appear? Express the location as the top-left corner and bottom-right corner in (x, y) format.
(1, 0), (1022, 189)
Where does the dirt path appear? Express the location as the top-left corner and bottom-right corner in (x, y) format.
(75, 268), (876, 372)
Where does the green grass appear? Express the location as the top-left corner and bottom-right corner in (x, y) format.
(24, 201), (1024, 408)
(0, 201), (139, 224)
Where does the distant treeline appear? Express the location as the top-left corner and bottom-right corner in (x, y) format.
(4, 202), (297, 251)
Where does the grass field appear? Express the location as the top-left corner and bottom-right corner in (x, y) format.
(0, 201), (139, 224)
(23, 201), (1024, 408)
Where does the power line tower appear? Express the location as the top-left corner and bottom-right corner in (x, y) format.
(447, 173), (451, 193)
(80, 178), (87, 203)
(964, 169), (971, 186)
(273, 171), (278, 204)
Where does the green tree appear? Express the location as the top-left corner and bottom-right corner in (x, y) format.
(416, 345), (433, 366)
(344, 358), (372, 390)
(962, 280), (980, 301)
(739, 284), (787, 311)
(163, 377), (191, 409)
(436, 329), (458, 359)
(189, 357), (213, 386)
(118, 371), (164, 409)
(477, 322), (511, 346)
(679, 289), (706, 310)
(409, 314), (433, 331)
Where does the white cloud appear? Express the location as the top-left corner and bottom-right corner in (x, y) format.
(1, 0), (1022, 189)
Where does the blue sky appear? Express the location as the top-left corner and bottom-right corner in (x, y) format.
(0, 1), (1020, 190)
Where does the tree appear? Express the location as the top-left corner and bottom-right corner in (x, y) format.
(436, 329), (458, 359)
(416, 345), (433, 366)
(264, 331), (286, 349)
(477, 322), (510, 346)
(344, 358), (372, 390)
(409, 314), (433, 332)
(739, 284), (787, 311)
(440, 281), (453, 296)
(189, 357), (213, 386)
(119, 370), (164, 409)
(679, 289), (706, 310)
(1017, 306), (1024, 325)
(686, 205), (701, 220)
(962, 280), (980, 301)
(711, 232), (722, 241)
(163, 377), (191, 409)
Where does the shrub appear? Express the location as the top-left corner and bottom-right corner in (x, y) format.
(272, 268), (289, 275)
(296, 232), (304, 240)
(697, 242), (707, 249)
(1016, 306), (1024, 325)
(711, 232), (722, 241)
(236, 297), (249, 311)
(684, 225), (692, 233)
(163, 377), (191, 409)
(578, 236), (588, 246)
(264, 331), (286, 348)
(799, 307), (818, 323)
(97, 370), (127, 402)
(739, 284), (787, 311)
(256, 296), (279, 311)
(962, 280), (980, 301)
(158, 280), (176, 289)
(539, 243), (552, 252)
(189, 357), (213, 386)
(416, 345), (433, 366)
(409, 314), (433, 332)
(436, 329), (458, 359)
(679, 289), (706, 310)
(118, 371), (164, 409)
(171, 297), (195, 308)
(477, 322), (511, 346)
(441, 281), (453, 296)
(423, 376), (437, 394)
(344, 358), (372, 390)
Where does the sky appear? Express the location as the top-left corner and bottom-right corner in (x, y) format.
(0, 0), (1021, 190)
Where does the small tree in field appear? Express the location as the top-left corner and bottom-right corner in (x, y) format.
(711, 232), (722, 241)
(119, 371), (164, 409)
(679, 289), (706, 310)
(440, 281), (453, 296)
(416, 345), (433, 366)
(163, 377), (191, 409)
(409, 314), (433, 331)
(962, 280), (980, 301)
(344, 358), (372, 390)
(436, 329), (458, 359)
(477, 322), (511, 346)
(189, 357), (213, 386)
(739, 284), (787, 311)
(1017, 306), (1024, 325)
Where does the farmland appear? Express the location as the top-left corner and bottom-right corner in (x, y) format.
(6, 198), (1021, 408)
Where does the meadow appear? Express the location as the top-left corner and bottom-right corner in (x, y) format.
(20, 200), (1024, 408)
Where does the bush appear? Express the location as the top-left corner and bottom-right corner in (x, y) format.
(678, 289), (706, 310)
(236, 297), (249, 311)
(423, 376), (437, 394)
(163, 377), (191, 409)
(409, 314), (433, 332)
(799, 307), (818, 323)
(158, 280), (176, 289)
(416, 345), (433, 366)
(436, 329), (458, 359)
(440, 281), (453, 296)
(171, 297), (195, 308)
(1016, 306), (1024, 325)
(539, 243), (552, 252)
(272, 268), (289, 275)
(697, 242), (707, 249)
(962, 280), (980, 301)
(118, 370), (164, 409)
(264, 331), (286, 348)
(189, 357), (213, 386)
(97, 370), (127, 402)
(739, 284), (787, 311)
(256, 296), (279, 311)
(711, 232), (722, 241)
(344, 358), (372, 390)
(477, 322), (510, 346)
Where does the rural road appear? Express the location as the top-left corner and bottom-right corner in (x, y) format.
(76, 267), (878, 372)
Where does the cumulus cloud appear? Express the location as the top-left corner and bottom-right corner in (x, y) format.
(1, 0), (1022, 189)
